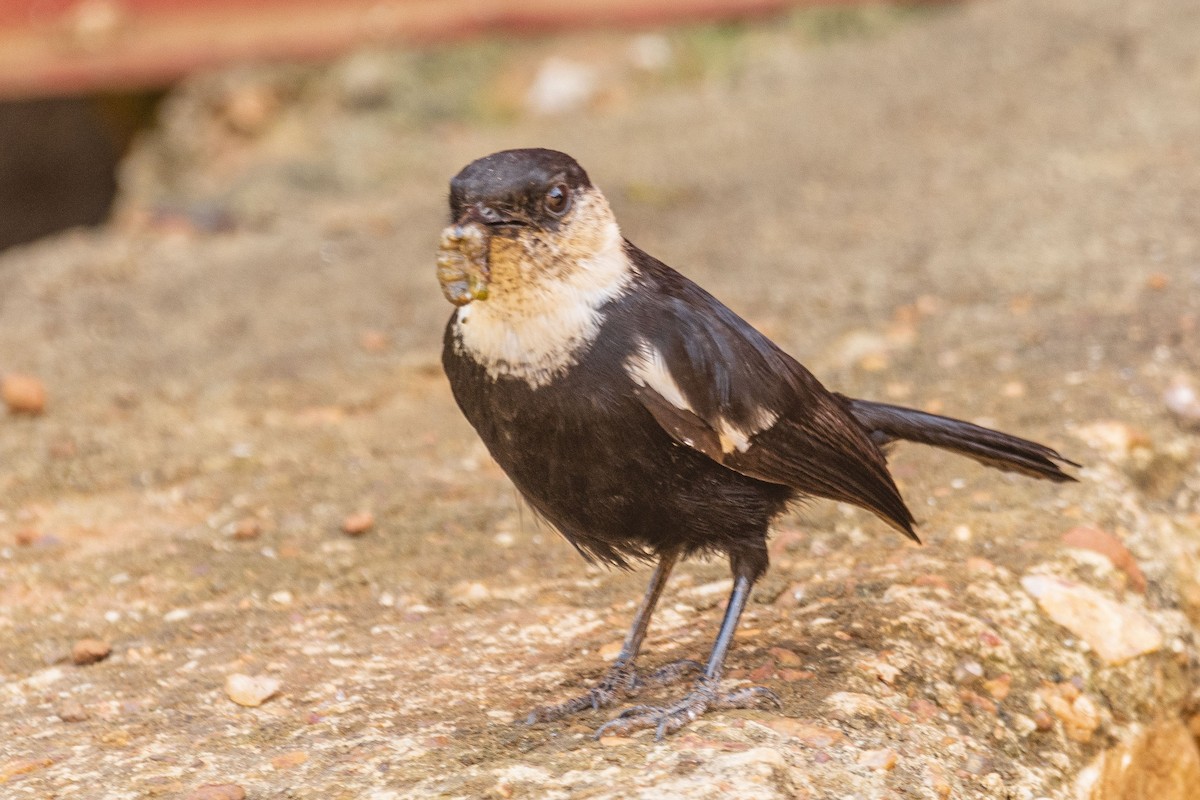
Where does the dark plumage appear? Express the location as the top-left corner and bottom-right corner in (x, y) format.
(438, 148), (1076, 738)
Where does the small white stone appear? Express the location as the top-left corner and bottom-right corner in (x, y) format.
(26, 667), (65, 689)
(225, 673), (281, 707)
(1164, 377), (1200, 423)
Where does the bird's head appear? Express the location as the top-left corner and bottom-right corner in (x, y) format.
(437, 149), (626, 308)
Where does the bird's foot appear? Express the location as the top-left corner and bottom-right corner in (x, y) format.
(595, 677), (782, 740)
(525, 659), (701, 724)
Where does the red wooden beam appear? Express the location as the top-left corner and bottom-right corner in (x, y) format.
(0, 0), (882, 99)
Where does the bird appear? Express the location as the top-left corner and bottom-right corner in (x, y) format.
(437, 148), (1077, 739)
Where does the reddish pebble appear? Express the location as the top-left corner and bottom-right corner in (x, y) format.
(14, 527), (39, 546)
(961, 690), (997, 714)
(342, 512), (374, 536)
(57, 700), (89, 722)
(71, 638), (112, 666)
(358, 330), (390, 352)
(221, 85), (278, 136)
(983, 674), (1012, 701)
(1061, 525), (1147, 592)
(2, 373), (46, 415)
(232, 519), (261, 540)
(748, 661), (775, 682)
(909, 697), (940, 722)
(767, 647), (802, 667)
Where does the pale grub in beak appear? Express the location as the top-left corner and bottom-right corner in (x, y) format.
(437, 222), (490, 306)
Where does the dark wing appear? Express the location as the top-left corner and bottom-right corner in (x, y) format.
(622, 252), (917, 540)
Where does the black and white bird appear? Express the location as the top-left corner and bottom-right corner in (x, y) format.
(438, 148), (1076, 738)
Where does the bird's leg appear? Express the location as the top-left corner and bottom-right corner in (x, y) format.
(526, 550), (699, 724)
(595, 571), (781, 740)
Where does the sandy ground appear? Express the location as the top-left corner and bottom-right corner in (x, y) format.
(2, 0), (1199, 797)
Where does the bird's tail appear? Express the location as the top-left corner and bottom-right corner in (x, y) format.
(840, 396), (1078, 483)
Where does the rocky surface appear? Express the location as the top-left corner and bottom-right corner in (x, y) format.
(2, 0), (1199, 797)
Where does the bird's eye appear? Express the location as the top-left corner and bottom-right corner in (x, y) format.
(544, 183), (571, 216)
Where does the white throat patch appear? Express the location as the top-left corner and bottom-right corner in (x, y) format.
(453, 221), (632, 388)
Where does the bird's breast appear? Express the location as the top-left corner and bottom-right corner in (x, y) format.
(452, 300), (607, 389)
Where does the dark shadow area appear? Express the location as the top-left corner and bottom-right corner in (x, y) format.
(0, 95), (157, 251)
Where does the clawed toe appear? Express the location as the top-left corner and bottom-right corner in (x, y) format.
(594, 678), (780, 740)
(643, 659), (702, 687)
(525, 659), (701, 725)
(719, 684), (783, 711)
(525, 664), (635, 724)
(525, 572), (782, 738)
(612, 703), (660, 720)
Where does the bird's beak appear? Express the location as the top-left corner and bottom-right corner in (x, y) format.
(437, 220), (491, 306)
(459, 203), (507, 227)
(458, 203), (531, 233)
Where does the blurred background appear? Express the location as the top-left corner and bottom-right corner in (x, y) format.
(0, 0), (922, 250)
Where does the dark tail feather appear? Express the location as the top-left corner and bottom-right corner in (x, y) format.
(841, 397), (1078, 483)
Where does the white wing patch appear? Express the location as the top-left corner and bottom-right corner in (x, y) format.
(625, 340), (693, 413)
(716, 419), (752, 455)
(626, 339), (780, 454)
(716, 407), (779, 454)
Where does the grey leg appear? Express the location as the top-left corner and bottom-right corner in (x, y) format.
(526, 550), (698, 723)
(612, 549), (680, 668)
(703, 574), (752, 680)
(595, 573), (781, 739)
